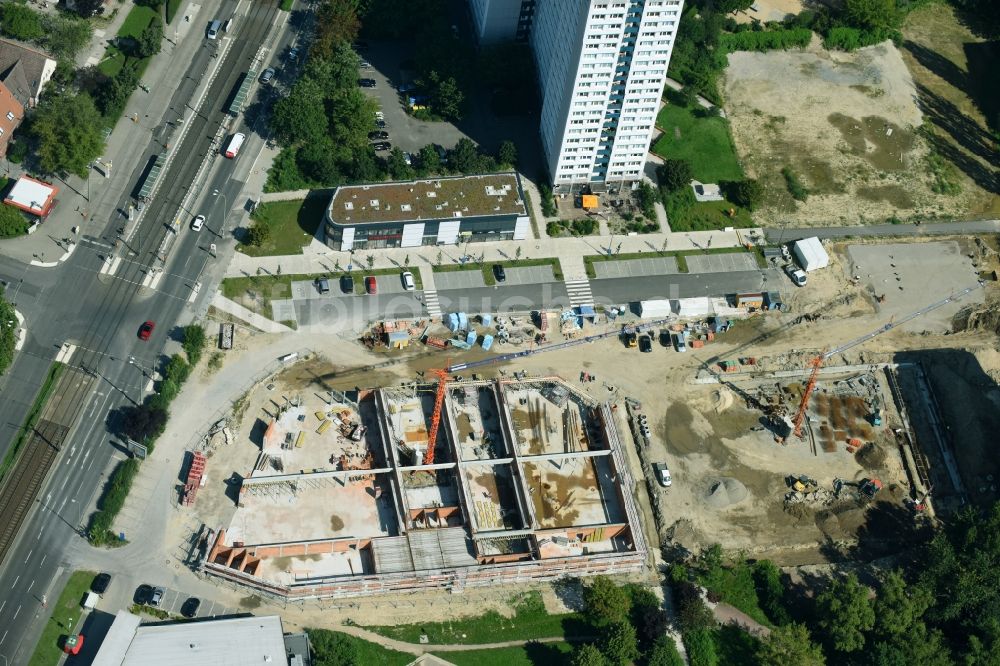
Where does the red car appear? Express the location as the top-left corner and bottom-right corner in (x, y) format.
(64, 634), (84, 655)
(138, 320), (155, 340)
(365, 276), (377, 294)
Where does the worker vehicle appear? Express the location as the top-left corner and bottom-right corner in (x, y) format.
(401, 271), (415, 291)
(623, 330), (638, 348)
(652, 462), (672, 488)
(639, 334), (653, 353)
(207, 19), (221, 39)
(785, 264), (807, 287)
(223, 132), (245, 158)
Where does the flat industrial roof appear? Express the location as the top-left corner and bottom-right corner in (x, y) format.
(4, 175), (57, 215)
(328, 172), (525, 226)
(93, 613), (287, 666)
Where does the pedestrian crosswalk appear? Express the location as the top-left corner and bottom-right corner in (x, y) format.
(423, 289), (443, 318)
(564, 278), (594, 307)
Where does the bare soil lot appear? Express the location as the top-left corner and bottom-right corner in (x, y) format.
(725, 39), (980, 227)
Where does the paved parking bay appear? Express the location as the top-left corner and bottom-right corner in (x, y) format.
(505, 265), (556, 285)
(593, 257), (679, 279)
(685, 252), (759, 273)
(434, 269), (486, 290)
(139, 587), (238, 620)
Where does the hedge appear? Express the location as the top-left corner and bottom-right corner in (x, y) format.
(822, 26), (900, 51)
(684, 629), (719, 666)
(87, 458), (140, 545)
(720, 28), (812, 52)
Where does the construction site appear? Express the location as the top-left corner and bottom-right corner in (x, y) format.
(193, 374), (646, 599)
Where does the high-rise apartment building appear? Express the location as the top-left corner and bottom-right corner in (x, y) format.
(468, 0), (537, 43)
(469, 0), (683, 191)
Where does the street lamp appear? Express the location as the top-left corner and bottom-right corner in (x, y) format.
(128, 356), (150, 405)
(212, 189), (229, 238)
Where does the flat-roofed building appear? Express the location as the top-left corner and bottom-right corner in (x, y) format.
(323, 172), (530, 251)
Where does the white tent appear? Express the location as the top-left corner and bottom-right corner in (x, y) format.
(638, 299), (672, 319)
(672, 297), (714, 317)
(792, 237), (829, 272)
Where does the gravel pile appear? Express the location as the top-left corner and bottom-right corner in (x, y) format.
(704, 477), (749, 508)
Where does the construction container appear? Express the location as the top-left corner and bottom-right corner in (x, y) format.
(466, 330), (478, 346)
(638, 299), (672, 319)
(792, 237), (829, 272)
(690, 339), (705, 348)
(317, 420), (332, 434)
(480, 313), (493, 326)
(295, 432), (305, 448)
(735, 293), (764, 308)
(482, 334), (494, 351)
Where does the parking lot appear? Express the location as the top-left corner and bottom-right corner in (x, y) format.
(132, 585), (239, 620)
(593, 257), (680, 279)
(435, 269), (486, 290)
(685, 252), (760, 273)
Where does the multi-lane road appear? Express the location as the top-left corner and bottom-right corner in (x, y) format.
(0, 2), (284, 660)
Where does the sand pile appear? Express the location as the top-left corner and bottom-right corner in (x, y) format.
(704, 478), (749, 508)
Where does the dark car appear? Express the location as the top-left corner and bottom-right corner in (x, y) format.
(372, 142), (391, 151)
(368, 131), (389, 140)
(315, 277), (330, 294)
(91, 573), (112, 595)
(288, 46), (300, 61)
(138, 320), (155, 341)
(639, 334), (653, 353)
(259, 67), (275, 84)
(659, 330), (672, 347)
(492, 264), (506, 283)
(358, 78), (377, 88)
(340, 274), (355, 293)
(181, 597), (202, 618)
(375, 119), (387, 129)
(134, 584), (152, 605)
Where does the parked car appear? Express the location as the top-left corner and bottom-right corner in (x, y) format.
(624, 331), (638, 348)
(288, 46), (300, 61)
(639, 334), (653, 353)
(672, 332), (687, 353)
(372, 142), (391, 151)
(492, 264), (506, 283)
(358, 78), (377, 88)
(91, 573), (112, 595)
(359, 60), (372, 69)
(401, 271), (415, 291)
(259, 67), (275, 84)
(402, 152), (412, 166)
(134, 584), (152, 605)
(368, 131), (389, 140)
(785, 264), (808, 287)
(138, 320), (155, 341)
(340, 274), (355, 293)
(659, 330), (672, 347)
(365, 275), (377, 294)
(181, 597), (201, 618)
(652, 462), (673, 487)
(149, 586), (165, 606)
(375, 119), (387, 129)
(315, 277), (330, 294)
(191, 214), (205, 231)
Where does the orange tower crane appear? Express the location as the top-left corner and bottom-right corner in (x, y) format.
(790, 283), (982, 439)
(423, 368), (450, 465)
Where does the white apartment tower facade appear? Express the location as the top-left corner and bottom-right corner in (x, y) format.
(469, 0), (683, 191)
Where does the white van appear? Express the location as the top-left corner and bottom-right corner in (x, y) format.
(224, 133), (245, 159)
(223, 18), (233, 33)
(207, 20), (221, 39)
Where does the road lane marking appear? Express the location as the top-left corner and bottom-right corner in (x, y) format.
(1, 599), (6, 613)
(39, 554), (45, 566)
(27, 579), (33, 592)
(24, 550), (31, 564)
(12, 605), (20, 620)
(0, 629), (6, 645)
(13, 575), (19, 586)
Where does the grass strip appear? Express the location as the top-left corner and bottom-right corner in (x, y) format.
(0, 363), (64, 485)
(165, 0), (183, 23)
(87, 458), (140, 546)
(26, 570), (95, 666)
(434, 643), (575, 666)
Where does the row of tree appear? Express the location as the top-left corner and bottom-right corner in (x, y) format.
(0, 2), (92, 60)
(669, 502), (1000, 665)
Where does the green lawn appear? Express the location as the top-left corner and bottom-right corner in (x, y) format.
(664, 189), (755, 232)
(238, 197), (327, 257)
(366, 592), (587, 645)
(96, 5), (159, 77)
(435, 642), (575, 666)
(165, 0), (183, 23)
(308, 629), (411, 666)
(652, 91), (744, 184)
(27, 570), (96, 666)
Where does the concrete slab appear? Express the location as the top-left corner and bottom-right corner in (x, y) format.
(845, 241), (984, 333)
(685, 253), (759, 273)
(593, 256), (679, 279)
(434, 270), (486, 290)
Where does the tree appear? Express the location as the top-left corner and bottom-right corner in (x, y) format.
(312, 0), (362, 60)
(0, 205), (29, 238)
(428, 71), (464, 120)
(753, 560), (792, 625)
(417, 145), (442, 174)
(717, 0), (755, 12)
(0, 4), (44, 41)
(0, 288), (16, 376)
(601, 622), (639, 666)
(271, 79), (328, 146)
(656, 159), (693, 193)
(816, 573), (875, 653)
(298, 137), (343, 185)
(135, 16), (164, 58)
(366, 255), (375, 269)
(582, 576), (631, 628)
(871, 570), (932, 640)
(636, 181), (658, 218)
(497, 140), (518, 168)
(30, 92), (104, 177)
(44, 15), (93, 60)
(728, 178), (764, 211)
(447, 138), (482, 175)
(119, 404), (168, 443)
(757, 623), (825, 665)
(246, 222), (271, 247)
(182, 325), (206, 365)
(96, 62), (141, 118)
(570, 643), (606, 666)
(71, 0), (106, 17)
(310, 628), (361, 665)
(869, 621), (953, 666)
(843, 0), (899, 31)
(646, 636), (685, 666)
(387, 148), (415, 180)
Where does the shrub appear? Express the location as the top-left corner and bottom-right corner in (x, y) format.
(246, 222), (271, 247)
(539, 184), (558, 217)
(87, 458), (141, 545)
(781, 166), (809, 201)
(823, 26), (900, 50)
(0, 205), (30, 238)
(684, 629), (720, 666)
(182, 324), (206, 365)
(753, 560), (793, 625)
(724, 179), (764, 211)
(720, 27), (812, 52)
(636, 181), (658, 218)
(657, 159), (694, 193)
(546, 221), (562, 236)
(571, 218), (598, 235)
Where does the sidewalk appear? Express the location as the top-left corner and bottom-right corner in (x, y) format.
(224, 227), (762, 280)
